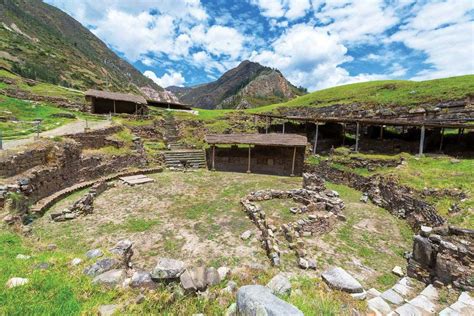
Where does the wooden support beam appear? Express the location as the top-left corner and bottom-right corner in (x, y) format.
(379, 125), (384, 140)
(211, 145), (216, 171)
(342, 124), (346, 146)
(291, 146), (296, 177)
(419, 125), (425, 156)
(355, 122), (360, 152)
(113, 100), (116, 114)
(247, 145), (251, 173)
(439, 128), (444, 152)
(313, 123), (319, 155)
(282, 122), (285, 134)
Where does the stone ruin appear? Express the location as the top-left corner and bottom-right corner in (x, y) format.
(407, 225), (474, 291)
(50, 181), (108, 222)
(240, 173), (345, 267)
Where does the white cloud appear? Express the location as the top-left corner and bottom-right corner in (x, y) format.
(250, 0), (310, 20)
(316, 0), (399, 43)
(144, 70), (186, 87)
(391, 0), (474, 80)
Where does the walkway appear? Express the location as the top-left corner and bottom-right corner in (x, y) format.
(2, 119), (112, 150)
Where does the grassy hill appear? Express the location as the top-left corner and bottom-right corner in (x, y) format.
(0, 0), (162, 93)
(248, 75), (474, 113)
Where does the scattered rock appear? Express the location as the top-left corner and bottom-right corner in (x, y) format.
(322, 267), (364, 294)
(205, 267), (221, 287)
(236, 285), (303, 315)
(110, 239), (133, 268)
(151, 258), (186, 280)
(47, 244), (57, 251)
(71, 258), (82, 266)
(420, 225), (432, 237)
(86, 249), (103, 259)
(93, 269), (126, 288)
(368, 296), (391, 315)
(180, 266), (207, 292)
(35, 262), (50, 270)
(84, 258), (120, 277)
(266, 273), (291, 295)
(16, 254), (31, 260)
(6, 277), (28, 288)
(420, 284), (438, 301)
(222, 281), (238, 293)
(298, 257), (309, 269)
(392, 266), (404, 277)
(130, 271), (156, 289)
(240, 230), (253, 240)
(135, 293), (145, 304)
(360, 194), (368, 203)
(98, 304), (118, 316)
(217, 266), (230, 280)
(381, 289), (404, 305)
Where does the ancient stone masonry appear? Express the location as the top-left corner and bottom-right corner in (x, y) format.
(66, 126), (122, 149)
(50, 181), (108, 222)
(407, 226), (474, 291)
(0, 141), (54, 177)
(306, 162), (445, 229)
(332, 156), (403, 171)
(241, 173), (344, 267)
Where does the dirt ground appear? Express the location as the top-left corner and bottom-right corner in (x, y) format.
(32, 170), (413, 289)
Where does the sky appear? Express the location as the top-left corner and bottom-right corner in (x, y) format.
(44, 0), (474, 91)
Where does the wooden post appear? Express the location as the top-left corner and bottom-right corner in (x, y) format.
(419, 125), (425, 156)
(113, 100), (116, 114)
(211, 145), (216, 171)
(313, 123), (319, 155)
(379, 125), (384, 140)
(247, 145), (251, 173)
(355, 122), (360, 152)
(282, 122), (285, 134)
(135, 103), (138, 116)
(439, 128), (444, 152)
(342, 124), (346, 146)
(265, 117), (269, 134)
(291, 146), (296, 177)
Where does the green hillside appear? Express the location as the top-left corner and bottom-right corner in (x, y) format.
(248, 75), (474, 113)
(0, 0), (161, 93)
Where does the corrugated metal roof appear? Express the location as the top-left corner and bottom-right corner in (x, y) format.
(85, 89), (147, 104)
(205, 133), (308, 147)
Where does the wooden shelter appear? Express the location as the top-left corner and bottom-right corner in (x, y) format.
(85, 89), (148, 115)
(205, 133), (307, 176)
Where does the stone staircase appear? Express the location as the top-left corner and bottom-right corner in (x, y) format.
(163, 150), (207, 169)
(162, 113), (207, 169)
(366, 277), (474, 315)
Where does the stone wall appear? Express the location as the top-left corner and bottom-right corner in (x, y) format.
(407, 226), (473, 291)
(207, 145), (305, 176)
(305, 162), (444, 229)
(0, 142), (54, 177)
(65, 125), (122, 149)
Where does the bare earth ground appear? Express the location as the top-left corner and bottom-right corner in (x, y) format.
(32, 170), (412, 290)
(3, 119), (112, 150)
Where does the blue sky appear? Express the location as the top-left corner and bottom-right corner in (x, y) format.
(45, 0), (474, 91)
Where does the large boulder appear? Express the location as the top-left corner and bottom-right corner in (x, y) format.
(236, 285), (303, 316)
(93, 269), (126, 288)
(321, 267), (364, 294)
(151, 258), (186, 280)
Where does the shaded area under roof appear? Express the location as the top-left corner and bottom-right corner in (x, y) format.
(205, 133), (308, 147)
(147, 99), (192, 110)
(85, 89), (147, 104)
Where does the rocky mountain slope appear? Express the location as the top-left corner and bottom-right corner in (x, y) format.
(175, 60), (306, 109)
(0, 0), (163, 95)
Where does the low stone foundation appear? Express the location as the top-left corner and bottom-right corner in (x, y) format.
(241, 174), (344, 267)
(305, 162), (444, 229)
(407, 226), (474, 291)
(50, 181), (108, 222)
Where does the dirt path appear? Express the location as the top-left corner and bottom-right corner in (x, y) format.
(3, 119), (112, 150)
